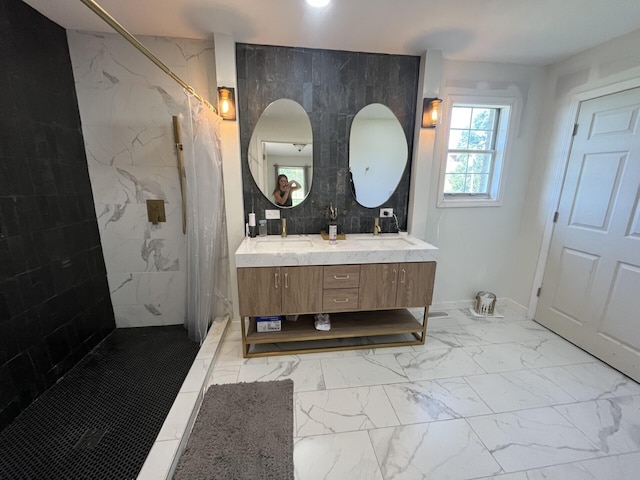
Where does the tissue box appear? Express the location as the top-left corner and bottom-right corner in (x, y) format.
(256, 316), (282, 332)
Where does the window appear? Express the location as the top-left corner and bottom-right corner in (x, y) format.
(438, 96), (515, 207)
(445, 106), (498, 194)
(276, 166), (307, 206)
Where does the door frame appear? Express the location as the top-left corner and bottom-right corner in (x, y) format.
(528, 76), (640, 319)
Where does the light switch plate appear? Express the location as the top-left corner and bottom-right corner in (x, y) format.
(380, 208), (393, 218)
(265, 209), (281, 220)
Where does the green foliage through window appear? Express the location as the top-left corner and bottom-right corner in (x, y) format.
(444, 106), (499, 195)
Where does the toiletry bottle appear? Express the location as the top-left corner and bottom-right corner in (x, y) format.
(248, 212), (256, 237)
(258, 219), (267, 236)
(329, 224), (337, 244)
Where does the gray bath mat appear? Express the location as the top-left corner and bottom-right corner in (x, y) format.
(173, 380), (294, 480)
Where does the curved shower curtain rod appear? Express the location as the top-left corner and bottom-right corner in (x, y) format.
(78, 0), (218, 115)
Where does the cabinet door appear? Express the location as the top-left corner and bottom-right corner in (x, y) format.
(396, 262), (436, 307)
(282, 266), (323, 314)
(359, 263), (398, 310)
(237, 267), (281, 316)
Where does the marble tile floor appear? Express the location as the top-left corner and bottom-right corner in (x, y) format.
(207, 306), (640, 480)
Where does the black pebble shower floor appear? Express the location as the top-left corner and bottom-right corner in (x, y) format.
(0, 326), (200, 480)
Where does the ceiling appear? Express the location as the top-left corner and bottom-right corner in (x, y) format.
(23, 0), (640, 66)
(265, 142), (312, 157)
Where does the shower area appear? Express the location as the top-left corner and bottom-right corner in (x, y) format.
(0, 0), (231, 477)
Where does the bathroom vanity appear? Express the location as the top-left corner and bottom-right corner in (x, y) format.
(235, 234), (438, 358)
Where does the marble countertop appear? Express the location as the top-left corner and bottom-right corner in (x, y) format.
(235, 233), (439, 267)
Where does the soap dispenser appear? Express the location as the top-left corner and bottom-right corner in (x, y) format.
(248, 212), (257, 238)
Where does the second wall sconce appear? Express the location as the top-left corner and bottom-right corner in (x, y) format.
(217, 86), (236, 121)
(421, 97), (442, 128)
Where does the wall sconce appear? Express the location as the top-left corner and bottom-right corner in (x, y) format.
(421, 97), (442, 128)
(217, 86), (236, 121)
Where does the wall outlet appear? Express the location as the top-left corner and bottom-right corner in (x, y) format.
(380, 208), (393, 218)
(265, 209), (281, 220)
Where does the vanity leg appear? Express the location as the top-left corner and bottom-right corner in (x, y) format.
(419, 306), (429, 344)
(240, 316), (249, 358)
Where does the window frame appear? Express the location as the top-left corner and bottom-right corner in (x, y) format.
(275, 165), (308, 207)
(436, 94), (518, 208)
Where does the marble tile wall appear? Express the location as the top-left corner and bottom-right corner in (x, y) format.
(236, 44), (420, 235)
(0, 0), (114, 430)
(67, 31), (217, 328)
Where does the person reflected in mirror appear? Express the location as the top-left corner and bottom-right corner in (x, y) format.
(273, 174), (301, 207)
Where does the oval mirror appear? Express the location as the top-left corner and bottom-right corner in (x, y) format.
(248, 99), (313, 208)
(349, 103), (408, 208)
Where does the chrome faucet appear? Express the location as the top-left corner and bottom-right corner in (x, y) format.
(373, 217), (381, 236)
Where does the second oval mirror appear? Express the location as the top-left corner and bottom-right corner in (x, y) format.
(349, 103), (407, 208)
(248, 99), (313, 208)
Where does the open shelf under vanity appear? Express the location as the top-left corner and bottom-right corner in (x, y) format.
(241, 308), (428, 358)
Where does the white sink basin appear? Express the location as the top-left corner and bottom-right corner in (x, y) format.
(253, 239), (314, 251)
(354, 236), (415, 248)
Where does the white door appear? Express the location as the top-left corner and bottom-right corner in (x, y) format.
(536, 87), (640, 382)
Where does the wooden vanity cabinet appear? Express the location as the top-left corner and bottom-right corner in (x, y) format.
(237, 261), (436, 358)
(237, 267), (280, 316)
(358, 263), (398, 309)
(237, 266), (323, 316)
(359, 262), (435, 310)
(282, 266), (323, 313)
(397, 262), (435, 307)
(322, 265), (360, 312)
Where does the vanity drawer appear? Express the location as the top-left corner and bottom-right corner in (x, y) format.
(323, 265), (360, 289)
(323, 288), (359, 312)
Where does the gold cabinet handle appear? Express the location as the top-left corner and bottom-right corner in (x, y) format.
(275, 272), (280, 289)
(392, 269), (397, 285)
(332, 298), (350, 303)
(333, 275), (350, 280)
(401, 268), (406, 284)
(284, 272), (289, 288)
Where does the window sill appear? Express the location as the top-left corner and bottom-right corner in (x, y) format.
(437, 196), (503, 208)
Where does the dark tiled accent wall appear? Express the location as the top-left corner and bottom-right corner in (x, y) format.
(0, 0), (115, 431)
(236, 44), (420, 235)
